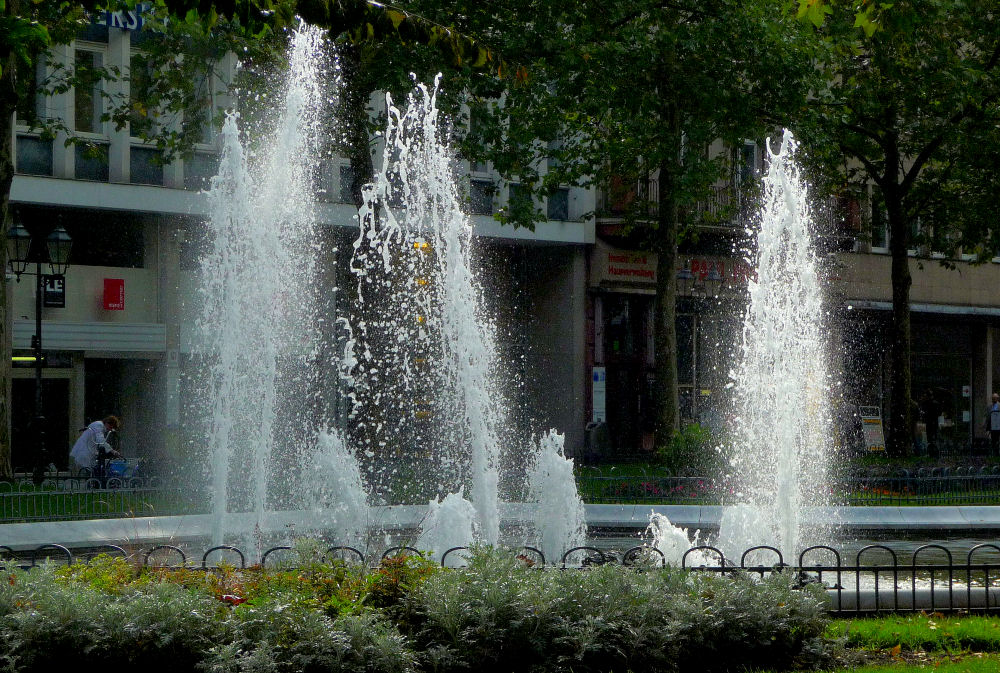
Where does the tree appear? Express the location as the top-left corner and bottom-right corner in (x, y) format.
(803, 0), (1000, 456)
(429, 0), (817, 443)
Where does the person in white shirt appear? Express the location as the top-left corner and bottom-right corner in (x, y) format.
(69, 416), (122, 475)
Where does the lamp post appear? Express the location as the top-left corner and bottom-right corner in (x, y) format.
(7, 218), (73, 482)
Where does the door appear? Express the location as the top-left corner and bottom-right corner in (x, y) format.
(12, 378), (71, 472)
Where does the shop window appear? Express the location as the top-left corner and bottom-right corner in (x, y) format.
(62, 216), (145, 268)
(676, 314), (695, 385)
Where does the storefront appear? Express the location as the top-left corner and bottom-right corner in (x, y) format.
(587, 240), (747, 454)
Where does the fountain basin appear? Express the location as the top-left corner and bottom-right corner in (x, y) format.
(4, 505), (1000, 551)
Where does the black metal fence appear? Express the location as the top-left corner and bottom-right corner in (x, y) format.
(6, 541), (1000, 614)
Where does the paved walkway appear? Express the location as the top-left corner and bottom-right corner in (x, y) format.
(2, 504), (1000, 551)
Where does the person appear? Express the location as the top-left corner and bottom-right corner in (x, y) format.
(986, 394), (1000, 456)
(69, 416), (122, 476)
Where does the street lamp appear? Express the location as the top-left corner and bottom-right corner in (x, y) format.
(6, 215), (73, 482)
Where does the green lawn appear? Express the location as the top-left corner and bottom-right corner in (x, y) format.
(763, 615), (1000, 673)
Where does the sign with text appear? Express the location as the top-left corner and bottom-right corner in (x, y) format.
(102, 3), (148, 30)
(42, 275), (65, 308)
(592, 367), (607, 423)
(103, 278), (125, 311)
(859, 406), (886, 452)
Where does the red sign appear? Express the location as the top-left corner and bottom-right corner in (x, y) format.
(103, 278), (124, 310)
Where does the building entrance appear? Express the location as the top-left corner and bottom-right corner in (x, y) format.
(603, 294), (653, 451)
(12, 378), (71, 472)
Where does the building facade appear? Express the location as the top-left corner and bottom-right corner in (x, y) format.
(11, 19), (1000, 474)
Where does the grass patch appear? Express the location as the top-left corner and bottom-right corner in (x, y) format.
(795, 652), (1000, 673)
(828, 614), (1000, 653)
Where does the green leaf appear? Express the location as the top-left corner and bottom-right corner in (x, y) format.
(386, 9), (405, 31)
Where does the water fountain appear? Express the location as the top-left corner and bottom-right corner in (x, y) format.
(196, 29), (584, 559)
(196, 25), (329, 547)
(651, 130), (832, 565)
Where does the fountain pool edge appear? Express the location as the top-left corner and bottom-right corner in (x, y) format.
(2, 505), (1000, 552)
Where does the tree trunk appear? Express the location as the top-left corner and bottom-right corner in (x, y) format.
(339, 44), (375, 208)
(0, 40), (17, 477)
(885, 174), (913, 457)
(652, 105), (681, 445)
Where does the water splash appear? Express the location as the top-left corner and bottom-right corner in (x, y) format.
(300, 430), (369, 544)
(647, 513), (706, 566)
(720, 130), (831, 560)
(197, 25), (330, 545)
(527, 430), (586, 563)
(416, 489), (478, 566)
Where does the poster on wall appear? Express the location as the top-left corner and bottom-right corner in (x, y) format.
(859, 406), (886, 452)
(103, 278), (125, 310)
(592, 367), (607, 423)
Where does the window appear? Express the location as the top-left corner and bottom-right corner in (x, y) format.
(547, 188), (569, 221)
(192, 72), (216, 145)
(75, 142), (109, 181)
(508, 183), (532, 208)
(74, 49), (105, 135)
(184, 152), (219, 190)
(547, 137), (563, 171)
(16, 137), (53, 176)
(130, 146), (163, 185)
(738, 142), (758, 186)
(469, 179), (494, 215)
(128, 51), (157, 138)
(870, 192), (889, 250)
(15, 60), (47, 126)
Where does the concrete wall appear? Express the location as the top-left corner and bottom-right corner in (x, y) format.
(11, 264), (158, 325)
(835, 253), (1000, 307)
(522, 246), (588, 452)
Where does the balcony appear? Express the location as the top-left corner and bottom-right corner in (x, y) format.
(595, 178), (756, 230)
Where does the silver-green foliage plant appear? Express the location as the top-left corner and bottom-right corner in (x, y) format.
(0, 567), (223, 671)
(0, 550), (832, 673)
(408, 549), (832, 673)
(0, 565), (414, 673)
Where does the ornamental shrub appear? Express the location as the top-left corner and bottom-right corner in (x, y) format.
(0, 549), (833, 673)
(406, 549), (832, 673)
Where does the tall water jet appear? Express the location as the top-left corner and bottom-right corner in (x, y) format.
(720, 130), (831, 560)
(197, 26), (328, 545)
(345, 77), (504, 544)
(527, 430), (586, 563)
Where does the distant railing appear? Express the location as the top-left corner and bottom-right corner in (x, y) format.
(0, 477), (194, 522)
(575, 470), (1000, 506)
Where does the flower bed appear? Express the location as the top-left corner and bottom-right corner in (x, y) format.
(0, 545), (834, 672)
